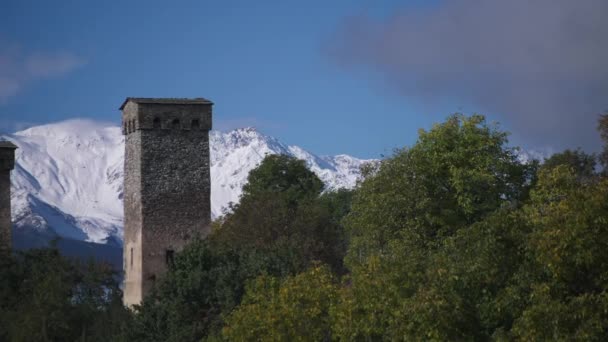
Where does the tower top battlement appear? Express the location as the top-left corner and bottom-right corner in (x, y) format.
(119, 97), (213, 110)
(121, 97), (213, 135)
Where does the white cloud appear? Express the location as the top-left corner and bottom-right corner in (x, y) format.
(0, 48), (86, 103)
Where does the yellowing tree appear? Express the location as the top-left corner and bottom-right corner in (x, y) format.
(223, 265), (338, 341)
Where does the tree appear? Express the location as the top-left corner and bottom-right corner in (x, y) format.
(333, 141), (608, 339)
(216, 114), (607, 340)
(344, 114), (533, 268)
(128, 239), (260, 341)
(509, 165), (608, 340)
(223, 265), (339, 341)
(0, 246), (130, 342)
(213, 155), (347, 273)
(333, 114), (537, 339)
(241, 154), (323, 203)
(542, 148), (596, 182)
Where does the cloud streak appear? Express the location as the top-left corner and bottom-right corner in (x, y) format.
(329, 0), (608, 151)
(0, 47), (85, 103)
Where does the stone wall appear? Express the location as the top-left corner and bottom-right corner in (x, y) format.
(123, 125), (144, 305)
(0, 143), (16, 251)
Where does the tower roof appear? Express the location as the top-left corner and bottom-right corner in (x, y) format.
(119, 97), (213, 110)
(0, 141), (17, 149)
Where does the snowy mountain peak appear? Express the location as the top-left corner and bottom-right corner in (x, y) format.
(3, 120), (372, 246)
(234, 126), (258, 133)
(16, 119), (120, 141)
(210, 126), (287, 155)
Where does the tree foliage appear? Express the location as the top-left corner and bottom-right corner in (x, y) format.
(241, 154), (324, 203)
(213, 155), (349, 273)
(128, 239), (272, 341)
(222, 265), (339, 341)
(125, 114), (608, 340)
(15, 114), (606, 340)
(510, 166), (608, 340)
(541, 148), (596, 182)
(0, 246), (130, 342)
(344, 114), (533, 268)
(329, 114), (608, 340)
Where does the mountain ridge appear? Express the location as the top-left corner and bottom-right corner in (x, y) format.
(2, 119), (372, 246)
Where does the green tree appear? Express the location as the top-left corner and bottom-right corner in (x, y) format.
(509, 165), (608, 340)
(128, 239), (263, 341)
(542, 148), (596, 182)
(333, 114), (535, 340)
(333, 146), (607, 339)
(0, 246), (130, 342)
(241, 154), (323, 203)
(219, 114), (605, 340)
(8, 248), (76, 341)
(223, 265), (339, 341)
(344, 114), (532, 268)
(213, 155), (347, 273)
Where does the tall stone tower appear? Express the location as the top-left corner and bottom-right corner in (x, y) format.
(120, 98), (213, 306)
(0, 141), (17, 251)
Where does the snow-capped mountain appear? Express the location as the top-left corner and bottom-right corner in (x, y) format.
(1, 120), (371, 246)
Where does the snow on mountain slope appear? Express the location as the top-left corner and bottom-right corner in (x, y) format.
(209, 128), (370, 216)
(1, 120), (371, 245)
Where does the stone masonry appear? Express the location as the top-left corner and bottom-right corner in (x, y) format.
(120, 98), (213, 306)
(0, 141), (17, 251)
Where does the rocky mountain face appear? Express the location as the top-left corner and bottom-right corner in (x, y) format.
(1, 120), (371, 247)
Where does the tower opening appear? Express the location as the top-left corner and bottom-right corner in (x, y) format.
(153, 117), (161, 129)
(192, 119), (200, 129)
(166, 249), (175, 267)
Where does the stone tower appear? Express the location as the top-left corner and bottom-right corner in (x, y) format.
(0, 141), (17, 251)
(120, 98), (213, 306)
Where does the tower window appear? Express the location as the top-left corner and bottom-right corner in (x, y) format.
(130, 247), (134, 268)
(153, 117), (161, 129)
(172, 119), (180, 129)
(191, 119), (200, 129)
(166, 249), (175, 267)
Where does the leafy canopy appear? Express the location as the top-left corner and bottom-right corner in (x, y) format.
(344, 114), (533, 267)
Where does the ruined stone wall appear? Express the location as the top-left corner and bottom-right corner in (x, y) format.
(0, 145), (16, 251)
(122, 100), (212, 306)
(0, 171), (11, 250)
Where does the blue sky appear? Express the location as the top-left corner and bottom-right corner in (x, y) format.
(1, 0), (605, 158)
